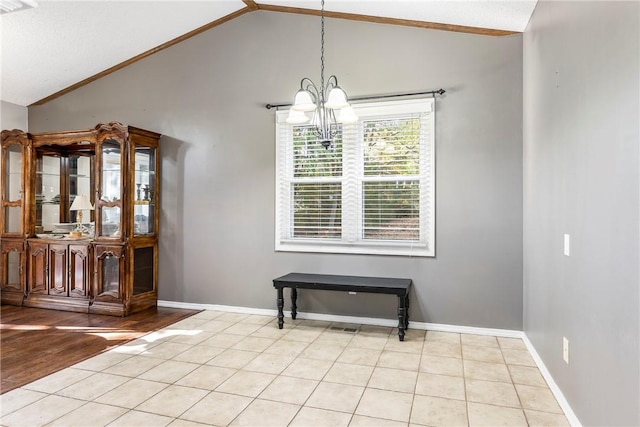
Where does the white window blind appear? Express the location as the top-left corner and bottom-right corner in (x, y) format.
(275, 98), (435, 257)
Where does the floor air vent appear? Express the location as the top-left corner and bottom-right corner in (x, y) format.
(329, 326), (359, 333)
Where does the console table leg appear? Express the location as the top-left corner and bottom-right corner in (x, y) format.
(277, 288), (284, 329)
(397, 295), (407, 341)
(405, 295), (410, 329)
(291, 288), (298, 320)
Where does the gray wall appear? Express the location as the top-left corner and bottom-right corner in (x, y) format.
(28, 11), (524, 329)
(523, 2), (639, 425)
(1, 101), (27, 130)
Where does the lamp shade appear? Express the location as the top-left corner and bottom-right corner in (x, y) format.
(325, 87), (349, 109)
(70, 194), (94, 211)
(286, 109), (311, 124)
(291, 90), (316, 112)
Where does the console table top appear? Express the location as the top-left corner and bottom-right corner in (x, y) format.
(273, 272), (412, 293)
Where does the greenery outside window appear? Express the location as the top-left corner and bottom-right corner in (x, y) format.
(275, 98), (435, 256)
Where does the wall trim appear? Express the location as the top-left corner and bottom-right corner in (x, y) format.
(522, 335), (582, 427)
(158, 300), (522, 337)
(159, 300), (580, 425)
(160, 300), (277, 316)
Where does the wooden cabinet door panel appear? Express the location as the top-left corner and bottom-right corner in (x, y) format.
(28, 242), (48, 294)
(1, 239), (24, 293)
(69, 244), (90, 298)
(49, 244), (68, 296)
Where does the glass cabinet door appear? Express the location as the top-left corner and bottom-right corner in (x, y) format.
(35, 154), (61, 233)
(94, 245), (124, 301)
(133, 146), (156, 236)
(34, 154), (93, 234)
(98, 139), (122, 238)
(69, 155), (92, 226)
(133, 245), (155, 295)
(2, 143), (24, 234)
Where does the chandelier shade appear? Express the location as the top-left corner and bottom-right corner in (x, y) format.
(337, 106), (358, 124)
(325, 87), (349, 109)
(292, 89), (316, 112)
(285, 109), (310, 124)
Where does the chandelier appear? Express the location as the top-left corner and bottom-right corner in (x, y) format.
(286, 0), (357, 149)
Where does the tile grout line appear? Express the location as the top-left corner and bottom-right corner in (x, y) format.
(229, 319), (338, 426)
(349, 332), (386, 424)
(219, 317), (305, 426)
(456, 332), (473, 427)
(282, 321), (335, 426)
(499, 339), (530, 426)
(92, 321), (228, 425)
(287, 325), (355, 426)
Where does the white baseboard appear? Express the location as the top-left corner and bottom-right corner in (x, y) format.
(158, 299), (579, 426)
(159, 300), (277, 317)
(522, 335), (582, 427)
(158, 300), (523, 337)
(414, 322), (524, 339)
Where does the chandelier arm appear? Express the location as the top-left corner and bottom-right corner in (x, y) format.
(328, 109), (339, 137)
(316, 105), (334, 149)
(324, 75), (339, 100)
(326, 75), (339, 89)
(300, 78), (320, 102)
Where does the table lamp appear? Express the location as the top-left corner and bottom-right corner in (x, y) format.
(69, 194), (94, 237)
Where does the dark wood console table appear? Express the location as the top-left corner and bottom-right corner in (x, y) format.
(272, 273), (412, 341)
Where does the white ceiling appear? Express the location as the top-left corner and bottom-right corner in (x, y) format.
(0, 0), (537, 107)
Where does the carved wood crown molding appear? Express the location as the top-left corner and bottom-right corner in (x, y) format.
(1, 129), (29, 143)
(94, 122), (128, 141)
(1, 122), (130, 144)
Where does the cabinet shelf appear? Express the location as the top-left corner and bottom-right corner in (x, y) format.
(36, 172), (89, 178)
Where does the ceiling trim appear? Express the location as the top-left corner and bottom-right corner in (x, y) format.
(254, 3), (519, 37)
(242, 0), (259, 11)
(31, 5), (253, 106)
(30, 1), (519, 107)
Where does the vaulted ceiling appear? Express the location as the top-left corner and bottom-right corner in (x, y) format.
(1, 0), (537, 107)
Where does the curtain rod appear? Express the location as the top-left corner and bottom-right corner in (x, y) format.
(265, 88), (446, 110)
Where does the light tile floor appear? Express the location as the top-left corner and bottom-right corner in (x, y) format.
(0, 311), (571, 426)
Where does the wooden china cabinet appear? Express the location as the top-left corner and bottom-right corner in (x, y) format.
(0, 122), (161, 316)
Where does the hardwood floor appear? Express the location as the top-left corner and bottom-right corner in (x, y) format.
(0, 305), (199, 394)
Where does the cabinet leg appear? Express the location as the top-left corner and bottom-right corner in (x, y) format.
(397, 295), (407, 341)
(291, 288), (298, 320)
(277, 288), (284, 329)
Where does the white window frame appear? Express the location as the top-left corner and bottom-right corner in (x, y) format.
(275, 98), (435, 257)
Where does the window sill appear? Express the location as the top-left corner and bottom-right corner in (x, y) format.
(275, 240), (434, 257)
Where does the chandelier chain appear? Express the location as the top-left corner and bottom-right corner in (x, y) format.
(320, 0), (325, 104)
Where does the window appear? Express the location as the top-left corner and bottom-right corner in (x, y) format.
(275, 98), (435, 257)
